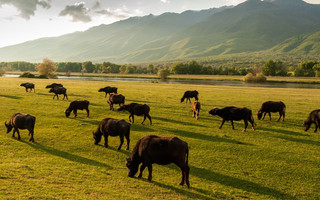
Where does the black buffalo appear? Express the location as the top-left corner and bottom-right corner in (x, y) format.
(49, 87), (68, 100)
(126, 135), (190, 188)
(107, 94), (125, 110)
(118, 103), (152, 125)
(5, 113), (36, 142)
(257, 101), (286, 121)
(209, 106), (256, 131)
(20, 82), (35, 93)
(65, 100), (90, 117)
(98, 86), (118, 98)
(181, 90), (199, 103)
(46, 83), (63, 88)
(304, 109), (320, 134)
(93, 118), (130, 150)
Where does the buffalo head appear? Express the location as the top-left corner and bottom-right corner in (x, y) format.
(65, 109), (71, 117)
(303, 120), (311, 132)
(257, 111), (263, 120)
(93, 130), (102, 145)
(4, 120), (13, 133)
(126, 158), (139, 177)
(208, 108), (219, 115)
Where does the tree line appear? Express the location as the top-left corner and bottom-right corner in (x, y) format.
(1, 59), (319, 77)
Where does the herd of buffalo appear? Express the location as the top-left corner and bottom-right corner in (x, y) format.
(3, 81), (320, 188)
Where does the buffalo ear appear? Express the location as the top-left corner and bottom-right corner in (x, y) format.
(92, 130), (95, 135)
(4, 120), (8, 127)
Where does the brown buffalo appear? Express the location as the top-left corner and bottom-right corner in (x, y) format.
(192, 101), (201, 120)
(65, 100), (89, 117)
(118, 103), (152, 125)
(126, 135), (190, 188)
(5, 113), (36, 142)
(181, 90), (199, 103)
(257, 101), (286, 121)
(99, 86), (118, 98)
(93, 118), (130, 150)
(107, 94), (125, 110)
(20, 82), (35, 93)
(49, 87), (68, 100)
(304, 109), (320, 134)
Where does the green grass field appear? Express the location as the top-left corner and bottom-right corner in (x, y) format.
(0, 77), (319, 199)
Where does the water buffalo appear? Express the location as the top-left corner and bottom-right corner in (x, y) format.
(192, 101), (201, 120)
(126, 135), (190, 188)
(118, 103), (152, 125)
(46, 83), (63, 88)
(181, 90), (199, 103)
(107, 94), (125, 110)
(257, 101), (286, 121)
(65, 100), (89, 117)
(20, 82), (35, 93)
(93, 118), (130, 150)
(304, 109), (320, 134)
(98, 86), (118, 98)
(49, 87), (68, 100)
(5, 113), (36, 142)
(209, 106), (256, 131)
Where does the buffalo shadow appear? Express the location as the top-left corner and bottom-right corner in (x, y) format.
(0, 94), (22, 99)
(125, 99), (152, 104)
(275, 135), (320, 146)
(189, 165), (296, 200)
(21, 141), (112, 169)
(260, 127), (308, 137)
(153, 116), (208, 128)
(162, 127), (250, 145)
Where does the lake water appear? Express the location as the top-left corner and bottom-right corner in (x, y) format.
(4, 74), (320, 89)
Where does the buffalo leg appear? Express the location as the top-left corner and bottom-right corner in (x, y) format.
(230, 120), (235, 129)
(16, 129), (21, 140)
(268, 112), (271, 120)
(243, 120), (248, 132)
(282, 112), (285, 121)
(219, 119), (225, 129)
(128, 115), (132, 122)
(118, 135), (124, 150)
(12, 129), (16, 137)
(314, 125), (318, 133)
(125, 133), (130, 150)
(262, 112), (266, 120)
(277, 112), (282, 122)
(86, 109), (89, 117)
(29, 131), (35, 142)
(147, 165), (153, 181)
(103, 134), (108, 148)
(131, 115), (135, 123)
(147, 114), (152, 125)
(141, 115), (147, 124)
(138, 163), (147, 178)
(65, 94), (68, 100)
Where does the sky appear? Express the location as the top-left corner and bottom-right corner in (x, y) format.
(0, 0), (320, 48)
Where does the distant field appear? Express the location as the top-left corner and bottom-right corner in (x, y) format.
(0, 77), (319, 199)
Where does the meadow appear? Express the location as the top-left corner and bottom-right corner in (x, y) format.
(0, 77), (319, 200)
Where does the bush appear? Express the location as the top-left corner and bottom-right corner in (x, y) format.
(20, 72), (35, 78)
(242, 73), (267, 83)
(0, 68), (5, 77)
(157, 69), (170, 80)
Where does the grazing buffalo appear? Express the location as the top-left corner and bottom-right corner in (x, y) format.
(46, 83), (63, 88)
(304, 109), (320, 134)
(65, 100), (90, 117)
(257, 101), (286, 121)
(93, 118), (130, 150)
(126, 135), (190, 188)
(107, 94), (125, 110)
(181, 90), (199, 103)
(5, 113), (36, 142)
(192, 101), (201, 120)
(98, 86), (118, 98)
(20, 82), (35, 93)
(118, 103), (152, 125)
(209, 106), (256, 131)
(49, 87), (68, 100)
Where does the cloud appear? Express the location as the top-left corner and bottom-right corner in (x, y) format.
(0, 0), (51, 20)
(96, 6), (143, 19)
(92, 1), (101, 10)
(59, 2), (91, 23)
(160, 0), (170, 3)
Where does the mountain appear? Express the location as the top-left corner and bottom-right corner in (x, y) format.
(0, 0), (319, 63)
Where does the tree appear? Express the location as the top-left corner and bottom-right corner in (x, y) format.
(0, 68), (5, 77)
(157, 69), (170, 80)
(36, 58), (57, 78)
(82, 61), (95, 73)
(294, 61), (318, 77)
(313, 64), (320, 77)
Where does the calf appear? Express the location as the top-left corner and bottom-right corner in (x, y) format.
(49, 87), (68, 100)
(5, 113), (36, 142)
(209, 106), (256, 131)
(65, 100), (90, 117)
(126, 135), (190, 188)
(98, 86), (118, 98)
(192, 101), (201, 120)
(304, 109), (320, 134)
(181, 90), (199, 103)
(118, 103), (152, 125)
(46, 83), (63, 88)
(107, 94), (125, 110)
(20, 82), (35, 93)
(257, 101), (286, 121)
(93, 118), (130, 150)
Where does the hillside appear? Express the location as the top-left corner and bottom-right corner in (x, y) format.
(0, 0), (319, 63)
